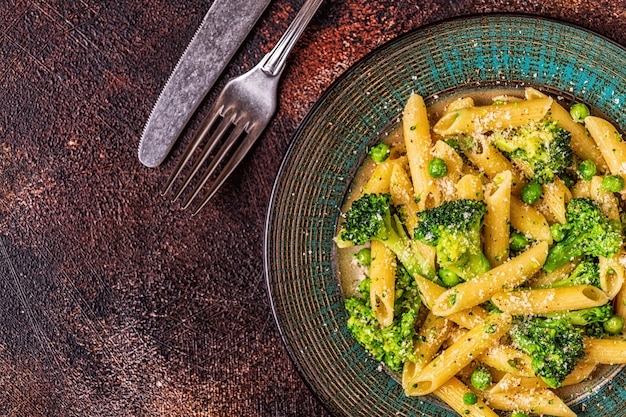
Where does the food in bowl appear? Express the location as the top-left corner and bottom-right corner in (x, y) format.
(336, 87), (626, 417)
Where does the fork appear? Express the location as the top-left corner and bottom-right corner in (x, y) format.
(162, 0), (324, 214)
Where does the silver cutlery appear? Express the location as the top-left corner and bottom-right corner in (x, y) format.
(162, 0), (324, 214)
(138, 0), (272, 168)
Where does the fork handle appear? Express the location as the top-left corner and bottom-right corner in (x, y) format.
(261, 0), (324, 77)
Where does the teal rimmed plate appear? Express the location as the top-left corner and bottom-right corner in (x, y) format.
(265, 14), (626, 417)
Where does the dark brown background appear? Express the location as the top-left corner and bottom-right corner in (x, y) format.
(0, 0), (624, 416)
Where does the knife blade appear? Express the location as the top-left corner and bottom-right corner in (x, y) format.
(138, 0), (272, 168)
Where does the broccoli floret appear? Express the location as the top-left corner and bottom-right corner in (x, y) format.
(543, 198), (623, 273)
(340, 193), (435, 279)
(509, 317), (585, 388)
(414, 199), (491, 281)
(345, 268), (420, 371)
(540, 303), (613, 326)
(491, 120), (573, 184)
(544, 257), (600, 288)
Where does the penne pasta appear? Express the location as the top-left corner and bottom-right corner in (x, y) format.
(585, 338), (626, 364)
(404, 313), (511, 396)
(525, 87), (607, 171)
(585, 116), (626, 182)
(433, 377), (499, 417)
(338, 90), (626, 417)
(527, 260), (578, 288)
(509, 197), (553, 244)
(402, 313), (453, 388)
(361, 156), (407, 195)
(431, 242), (548, 316)
(491, 285), (609, 315)
(483, 170), (512, 266)
(491, 359), (595, 393)
(484, 388), (576, 417)
(478, 343), (535, 377)
(458, 137), (519, 183)
(443, 96), (475, 113)
(433, 97), (554, 136)
(589, 175), (621, 220)
(389, 162), (420, 233)
(369, 240), (396, 327)
(599, 253), (625, 300)
(403, 93), (439, 208)
(456, 174), (484, 200)
(414, 274), (489, 329)
(541, 177), (571, 224)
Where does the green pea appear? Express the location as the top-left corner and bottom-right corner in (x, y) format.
(470, 367), (492, 390)
(428, 157), (448, 178)
(439, 268), (461, 287)
(550, 223), (567, 242)
(353, 248), (372, 266)
(509, 232), (529, 252)
(578, 160), (597, 181)
(462, 392), (478, 405)
(369, 143), (390, 163)
(603, 315), (624, 335)
(602, 175), (625, 192)
(521, 181), (542, 205)
(511, 412), (529, 417)
(570, 103), (591, 123)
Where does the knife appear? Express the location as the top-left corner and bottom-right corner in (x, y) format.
(138, 0), (272, 168)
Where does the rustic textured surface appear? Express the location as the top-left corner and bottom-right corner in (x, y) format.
(0, 0), (624, 416)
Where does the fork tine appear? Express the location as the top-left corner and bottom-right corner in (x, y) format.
(190, 127), (263, 215)
(181, 121), (249, 210)
(169, 110), (237, 202)
(161, 103), (226, 196)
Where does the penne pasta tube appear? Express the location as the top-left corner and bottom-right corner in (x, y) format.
(571, 178), (591, 199)
(510, 197), (553, 244)
(433, 377), (499, 417)
(484, 388), (576, 417)
(585, 338), (626, 364)
(361, 156), (407, 195)
(413, 274), (489, 329)
(490, 374), (543, 394)
(403, 93), (439, 206)
(490, 359), (595, 393)
(478, 344), (534, 378)
(460, 138), (519, 186)
(432, 139), (464, 182)
(600, 253), (625, 300)
(525, 87), (607, 171)
(389, 163), (420, 233)
(483, 170), (512, 266)
(402, 313), (453, 388)
(413, 274), (445, 310)
(589, 175), (621, 220)
(443, 96), (475, 114)
(527, 259), (578, 288)
(369, 240), (396, 327)
(433, 97), (553, 136)
(431, 242), (548, 316)
(404, 313), (511, 396)
(456, 174), (484, 200)
(541, 177), (571, 224)
(491, 285), (609, 315)
(585, 116), (626, 182)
